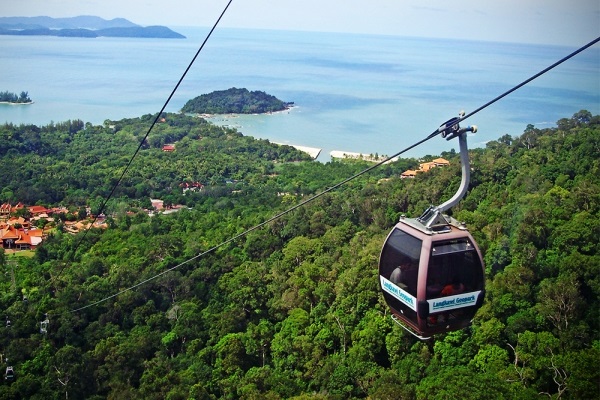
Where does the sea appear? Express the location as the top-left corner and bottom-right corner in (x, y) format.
(1, 27), (598, 162)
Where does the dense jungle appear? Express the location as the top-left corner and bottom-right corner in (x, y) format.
(0, 110), (598, 399)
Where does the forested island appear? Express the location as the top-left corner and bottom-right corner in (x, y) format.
(0, 16), (185, 39)
(0, 110), (598, 399)
(0, 90), (31, 104)
(181, 87), (294, 114)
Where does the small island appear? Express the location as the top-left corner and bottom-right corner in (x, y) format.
(181, 87), (294, 114)
(0, 90), (32, 104)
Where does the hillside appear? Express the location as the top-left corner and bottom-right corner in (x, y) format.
(0, 16), (185, 39)
(0, 113), (311, 206)
(0, 16), (139, 30)
(0, 110), (598, 399)
(181, 87), (294, 114)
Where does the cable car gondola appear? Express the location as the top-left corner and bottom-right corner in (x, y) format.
(40, 314), (49, 335)
(4, 357), (14, 382)
(379, 116), (485, 340)
(5, 366), (14, 382)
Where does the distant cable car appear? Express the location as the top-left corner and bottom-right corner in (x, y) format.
(5, 366), (14, 381)
(40, 314), (49, 335)
(5, 358), (14, 382)
(379, 115), (485, 340)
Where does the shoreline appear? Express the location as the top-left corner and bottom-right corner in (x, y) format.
(201, 107), (327, 161)
(330, 150), (398, 164)
(272, 142), (321, 159)
(194, 104), (295, 120)
(201, 107), (399, 163)
(0, 101), (34, 106)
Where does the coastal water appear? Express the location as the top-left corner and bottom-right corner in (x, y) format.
(1, 27), (598, 161)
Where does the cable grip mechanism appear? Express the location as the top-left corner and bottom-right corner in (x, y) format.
(417, 112), (477, 230)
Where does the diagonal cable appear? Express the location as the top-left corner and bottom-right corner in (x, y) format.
(52, 0), (234, 282)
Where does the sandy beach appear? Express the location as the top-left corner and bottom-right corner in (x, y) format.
(272, 142), (321, 159)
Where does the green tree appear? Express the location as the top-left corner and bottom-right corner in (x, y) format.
(416, 366), (516, 400)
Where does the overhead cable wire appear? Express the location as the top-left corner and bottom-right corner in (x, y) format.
(457, 36), (600, 126)
(69, 35), (599, 313)
(52, 0), (234, 282)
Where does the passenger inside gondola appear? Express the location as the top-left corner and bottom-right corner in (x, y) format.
(390, 260), (414, 290)
(426, 272), (444, 299)
(389, 265), (403, 287)
(441, 277), (465, 296)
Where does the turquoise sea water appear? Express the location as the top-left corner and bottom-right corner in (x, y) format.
(1, 27), (598, 161)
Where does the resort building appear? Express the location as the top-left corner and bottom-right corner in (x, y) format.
(0, 224), (42, 250)
(0, 203), (11, 218)
(180, 181), (205, 193)
(151, 199), (164, 210)
(401, 157), (450, 178)
(400, 170), (419, 179)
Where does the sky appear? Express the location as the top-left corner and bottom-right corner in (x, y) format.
(3, 0), (599, 46)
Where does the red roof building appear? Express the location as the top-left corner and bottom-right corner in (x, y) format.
(0, 224), (40, 250)
(0, 203), (11, 217)
(179, 181), (204, 193)
(28, 205), (50, 215)
(6, 217), (30, 229)
(432, 157), (450, 166)
(401, 170), (419, 179)
(151, 199), (164, 210)
(401, 158), (451, 178)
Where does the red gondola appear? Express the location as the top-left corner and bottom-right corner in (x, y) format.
(379, 117), (485, 339)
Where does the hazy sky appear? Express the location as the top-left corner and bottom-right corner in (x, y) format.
(3, 0), (600, 46)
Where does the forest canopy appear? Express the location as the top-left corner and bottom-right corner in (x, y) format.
(181, 87), (293, 114)
(0, 112), (311, 207)
(0, 110), (598, 399)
